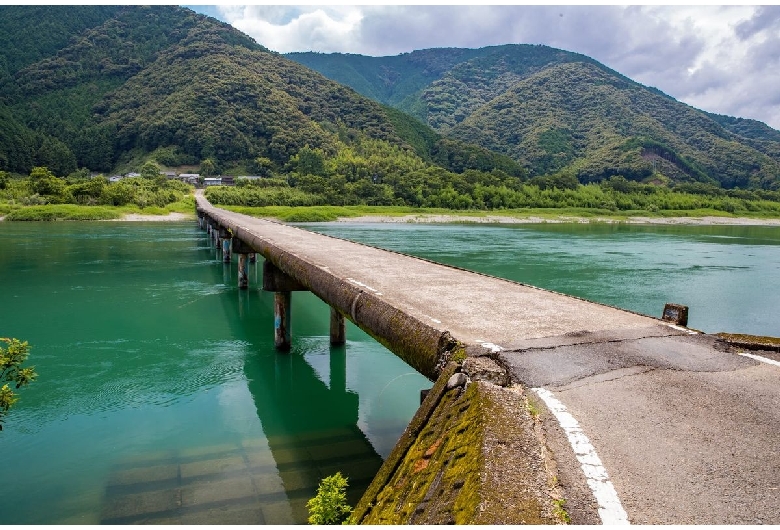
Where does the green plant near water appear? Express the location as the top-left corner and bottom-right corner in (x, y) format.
(0, 338), (37, 431)
(307, 472), (353, 525)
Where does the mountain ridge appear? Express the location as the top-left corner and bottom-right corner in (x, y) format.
(287, 45), (780, 190)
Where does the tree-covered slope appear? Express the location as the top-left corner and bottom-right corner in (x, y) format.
(288, 46), (780, 190)
(451, 62), (780, 189)
(0, 5), (121, 81)
(0, 5), (518, 180)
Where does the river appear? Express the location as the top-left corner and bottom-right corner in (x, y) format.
(0, 220), (778, 524)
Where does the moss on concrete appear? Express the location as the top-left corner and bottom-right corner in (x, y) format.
(353, 377), (562, 525)
(716, 332), (780, 352)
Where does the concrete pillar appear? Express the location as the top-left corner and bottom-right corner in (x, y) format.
(238, 253), (248, 290)
(222, 237), (231, 263)
(330, 307), (346, 346)
(274, 291), (292, 351)
(263, 260), (307, 352)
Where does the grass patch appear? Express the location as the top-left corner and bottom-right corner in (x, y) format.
(552, 498), (571, 523)
(0, 201), (195, 221)
(4, 205), (122, 221)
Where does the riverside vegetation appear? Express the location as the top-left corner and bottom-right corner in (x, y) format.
(0, 165), (193, 220)
(3, 160), (780, 222)
(0, 338), (36, 431)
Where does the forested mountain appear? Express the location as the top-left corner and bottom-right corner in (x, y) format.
(0, 6), (517, 179)
(2, 5), (779, 197)
(288, 46), (780, 190)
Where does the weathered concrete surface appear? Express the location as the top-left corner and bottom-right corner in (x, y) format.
(351, 364), (565, 525)
(501, 333), (780, 524)
(196, 195), (780, 524)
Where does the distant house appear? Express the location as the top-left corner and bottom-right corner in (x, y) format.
(178, 173), (200, 185)
(126, 172), (141, 178)
(109, 175), (123, 183)
(203, 177), (221, 186)
(163, 171), (177, 179)
(221, 176), (234, 186)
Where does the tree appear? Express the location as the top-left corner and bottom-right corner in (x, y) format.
(200, 158), (220, 177)
(292, 145), (325, 176)
(141, 160), (162, 180)
(252, 156), (273, 177)
(0, 338), (37, 431)
(306, 472), (352, 525)
(29, 166), (66, 198)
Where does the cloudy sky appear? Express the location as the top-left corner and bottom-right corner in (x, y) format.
(186, 4), (780, 130)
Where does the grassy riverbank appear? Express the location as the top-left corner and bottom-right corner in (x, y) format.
(0, 196), (195, 221)
(216, 204), (780, 225)
(3, 194), (780, 226)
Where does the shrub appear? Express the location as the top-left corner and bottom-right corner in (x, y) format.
(306, 472), (352, 525)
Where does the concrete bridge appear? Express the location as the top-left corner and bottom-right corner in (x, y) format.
(195, 192), (780, 525)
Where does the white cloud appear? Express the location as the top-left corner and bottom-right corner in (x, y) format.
(212, 4), (780, 129)
(218, 5), (366, 53)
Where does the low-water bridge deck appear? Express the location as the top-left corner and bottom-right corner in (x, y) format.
(195, 192), (780, 524)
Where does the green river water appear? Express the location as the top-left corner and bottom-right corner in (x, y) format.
(0, 220), (778, 524)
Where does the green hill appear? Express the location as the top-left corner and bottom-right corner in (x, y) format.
(0, 5), (517, 179)
(288, 46), (780, 190)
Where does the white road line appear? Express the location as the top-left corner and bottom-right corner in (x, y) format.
(739, 352), (780, 368)
(665, 323), (699, 335)
(346, 278), (380, 294)
(532, 387), (630, 526)
(475, 339), (504, 353)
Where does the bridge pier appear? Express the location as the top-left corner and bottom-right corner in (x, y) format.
(263, 261), (307, 351)
(330, 307), (346, 346)
(232, 238), (255, 290)
(237, 254), (248, 290)
(219, 227), (232, 263)
(274, 292), (292, 351)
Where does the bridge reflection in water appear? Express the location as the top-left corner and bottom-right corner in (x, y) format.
(99, 247), (385, 524)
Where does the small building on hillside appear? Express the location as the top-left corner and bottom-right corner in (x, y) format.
(203, 177), (221, 187)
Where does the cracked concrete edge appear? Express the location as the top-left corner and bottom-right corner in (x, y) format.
(716, 332), (780, 353)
